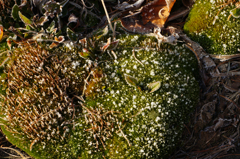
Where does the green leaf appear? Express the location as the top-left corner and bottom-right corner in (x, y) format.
(147, 81), (161, 93)
(43, 0), (69, 18)
(124, 74), (138, 87)
(18, 11), (32, 25)
(26, 25), (31, 30)
(79, 51), (90, 59)
(230, 7), (240, 18)
(46, 21), (56, 33)
(11, 4), (20, 20)
(35, 16), (49, 26)
(96, 26), (108, 40)
(67, 27), (78, 41)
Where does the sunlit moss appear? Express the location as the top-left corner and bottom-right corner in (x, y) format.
(1, 32), (199, 159)
(79, 34), (199, 158)
(184, 0), (240, 55)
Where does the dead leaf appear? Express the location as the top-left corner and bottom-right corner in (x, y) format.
(7, 39), (12, 49)
(68, 13), (78, 26)
(49, 42), (59, 49)
(0, 25), (3, 41)
(19, 0), (28, 7)
(49, 36), (64, 49)
(79, 38), (87, 47)
(121, 13), (156, 33)
(141, 0), (176, 28)
(54, 36), (64, 43)
(100, 38), (111, 52)
(213, 118), (225, 131)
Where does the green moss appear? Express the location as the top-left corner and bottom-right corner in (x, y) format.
(0, 32), (199, 158)
(80, 34), (199, 158)
(184, 0), (240, 55)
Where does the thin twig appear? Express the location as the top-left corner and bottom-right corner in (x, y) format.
(118, 125), (131, 147)
(69, 1), (101, 20)
(0, 146), (28, 159)
(219, 94), (240, 109)
(132, 49), (143, 66)
(100, 0), (115, 38)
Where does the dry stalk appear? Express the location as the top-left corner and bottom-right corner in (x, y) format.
(100, 0), (115, 37)
(132, 49), (144, 66)
(0, 146), (29, 159)
(118, 125), (131, 147)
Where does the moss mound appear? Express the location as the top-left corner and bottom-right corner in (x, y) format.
(184, 0), (240, 55)
(81, 35), (199, 158)
(0, 34), (199, 158)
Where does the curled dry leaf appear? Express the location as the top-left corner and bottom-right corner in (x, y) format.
(19, 0), (28, 7)
(120, 0), (176, 33)
(49, 42), (59, 49)
(68, 13), (78, 26)
(49, 36), (65, 49)
(101, 38), (119, 52)
(142, 0), (176, 28)
(101, 38), (111, 52)
(0, 25), (3, 41)
(79, 38), (87, 47)
(121, 13), (156, 33)
(54, 36), (65, 43)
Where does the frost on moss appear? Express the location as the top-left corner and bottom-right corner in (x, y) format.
(184, 0), (240, 55)
(78, 34), (199, 158)
(0, 33), (199, 158)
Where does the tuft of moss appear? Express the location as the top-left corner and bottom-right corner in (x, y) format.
(184, 0), (240, 55)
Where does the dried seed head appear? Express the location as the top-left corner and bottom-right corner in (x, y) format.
(1, 42), (87, 151)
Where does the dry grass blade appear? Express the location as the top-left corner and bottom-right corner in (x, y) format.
(219, 94), (239, 109)
(0, 57), (9, 67)
(0, 146), (29, 159)
(210, 54), (240, 61)
(118, 125), (131, 147)
(100, 0), (115, 37)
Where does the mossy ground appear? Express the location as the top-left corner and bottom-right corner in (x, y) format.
(0, 32), (199, 158)
(184, 0), (240, 55)
(83, 34), (199, 158)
